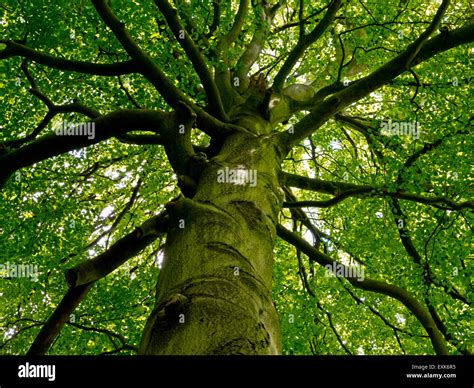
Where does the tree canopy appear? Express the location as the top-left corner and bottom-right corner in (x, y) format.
(0, 0), (472, 355)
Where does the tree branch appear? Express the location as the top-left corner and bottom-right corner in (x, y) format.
(27, 283), (93, 355)
(272, 0), (341, 92)
(0, 109), (170, 189)
(28, 210), (169, 355)
(233, 1), (282, 91)
(2, 62), (100, 149)
(342, 283), (424, 339)
(115, 133), (163, 145)
(0, 40), (138, 76)
(325, 309), (352, 355)
(206, 1), (221, 38)
(217, 0), (249, 50)
(280, 19), (474, 148)
(91, 0), (224, 137)
(276, 224), (448, 355)
(175, 0), (210, 49)
(91, 0), (186, 108)
(65, 212), (169, 287)
(155, 0), (228, 120)
(159, 102), (197, 178)
(282, 173), (473, 211)
(404, 0), (450, 68)
(67, 321), (138, 353)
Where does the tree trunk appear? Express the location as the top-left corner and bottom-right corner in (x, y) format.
(139, 127), (285, 355)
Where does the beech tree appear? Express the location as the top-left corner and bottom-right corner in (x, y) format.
(0, 0), (472, 355)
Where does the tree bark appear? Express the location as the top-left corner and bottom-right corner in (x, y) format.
(139, 129), (285, 355)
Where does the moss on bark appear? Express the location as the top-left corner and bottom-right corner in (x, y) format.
(139, 131), (284, 355)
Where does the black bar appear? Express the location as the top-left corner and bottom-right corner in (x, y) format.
(0, 356), (471, 386)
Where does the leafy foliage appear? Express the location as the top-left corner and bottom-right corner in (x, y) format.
(0, 0), (472, 355)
